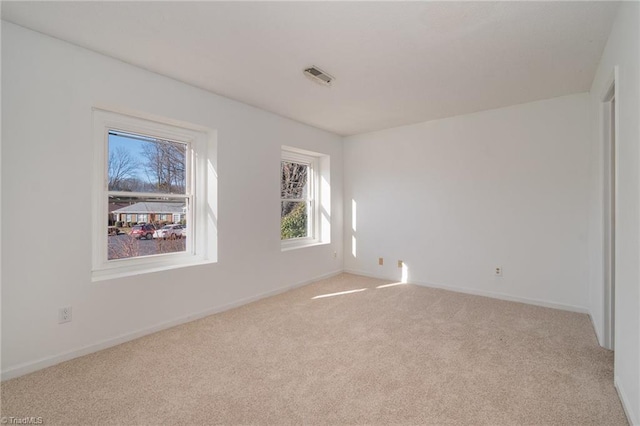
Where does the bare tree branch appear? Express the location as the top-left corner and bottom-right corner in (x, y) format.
(141, 140), (186, 193)
(108, 147), (139, 191)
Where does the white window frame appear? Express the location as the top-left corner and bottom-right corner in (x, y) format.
(92, 107), (217, 281)
(281, 146), (330, 251)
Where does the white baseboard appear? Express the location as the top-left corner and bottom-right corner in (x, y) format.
(615, 376), (639, 426)
(1, 269), (343, 381)
(589, 313), (606, 347)
(343, 268), (400, 283)
(0, 268), (598, 381)
(344, 268), (589, 314)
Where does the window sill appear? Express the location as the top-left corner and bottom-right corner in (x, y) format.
(281, 240), (329, 252)
(92, 258), (216, 282)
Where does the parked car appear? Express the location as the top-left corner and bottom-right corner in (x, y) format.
(180, 226), (187, 238)
(107, 226), (123, 236)
(130, 223), (156, 240)
(153, 224), (184, 239)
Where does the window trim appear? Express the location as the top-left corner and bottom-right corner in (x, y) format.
(281, 146), (330, 251)
(92, 107), (217, 281)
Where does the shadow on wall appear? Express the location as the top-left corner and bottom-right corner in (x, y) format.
(351, 199), (357, 258)
(349, 197), (411, 284)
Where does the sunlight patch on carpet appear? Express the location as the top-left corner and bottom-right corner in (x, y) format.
(312, 288), (367, 299)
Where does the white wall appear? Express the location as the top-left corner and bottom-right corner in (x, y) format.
(344, 93), (592, 312)
(1, 22), (343, 378)
(588, 3), (640, 424)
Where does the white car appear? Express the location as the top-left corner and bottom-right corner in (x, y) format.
(153, 224), (184, 239)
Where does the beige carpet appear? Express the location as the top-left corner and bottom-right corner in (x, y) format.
(1, 273), (628, 425)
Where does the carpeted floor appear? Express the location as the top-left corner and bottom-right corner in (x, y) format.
(1, 273), (628, 425)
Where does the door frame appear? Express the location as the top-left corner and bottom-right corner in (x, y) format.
(601, 67), (618, 351)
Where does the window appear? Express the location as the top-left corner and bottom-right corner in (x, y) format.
(93, 108), (217, 280)
(281, 146), (330, 250)
(106, 129), (188, 259)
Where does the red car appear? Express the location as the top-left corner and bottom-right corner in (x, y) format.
(130, 223), (156, 240)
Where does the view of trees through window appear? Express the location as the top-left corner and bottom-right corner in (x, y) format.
(108, 131), (186, 193)
(107, 131), (189, 260)
(281, 161), (309, 239)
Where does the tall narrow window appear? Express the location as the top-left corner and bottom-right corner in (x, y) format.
(281, 146), (330, 250)
(93, 108), (217, 280)
(281, 157), (313, 240)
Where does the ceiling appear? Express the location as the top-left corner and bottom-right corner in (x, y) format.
(1, 1), (620, 136)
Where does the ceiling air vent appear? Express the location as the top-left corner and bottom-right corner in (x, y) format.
(303, 66), (334, 86)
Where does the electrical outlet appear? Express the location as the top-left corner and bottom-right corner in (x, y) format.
(58, 306), (72, 324)
(333, 251), (337, 258)
(378, 257), (384, 266)
(398, 260), (404, 268)
(495, 267), (503, 277)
